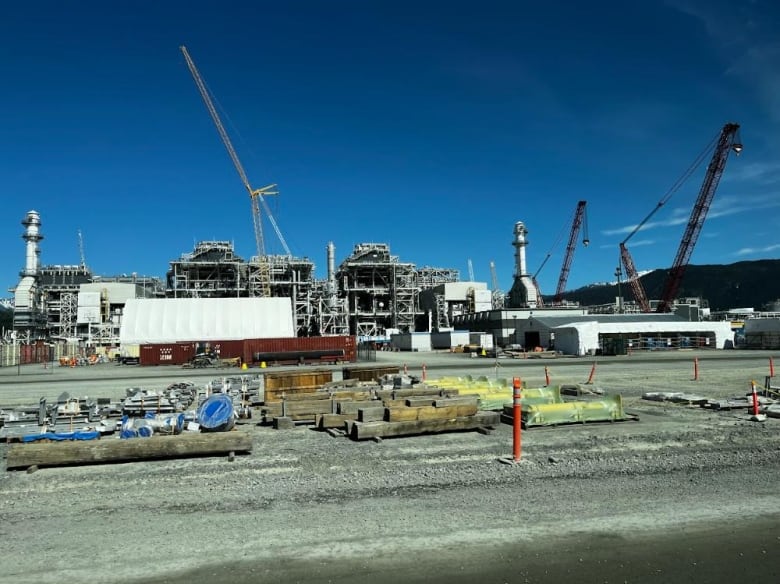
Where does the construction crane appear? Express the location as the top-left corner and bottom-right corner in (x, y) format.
(489, 260), (504, 309)
(77, 230), (87, 269)
(180, 45), (291, 297)
(655, 123), (742, 312)
(553, 200), (589, 303)
(530, 200), (589, 307)
(620, 123), (741, 312)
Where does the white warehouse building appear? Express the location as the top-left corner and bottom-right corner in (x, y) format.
(513, 314), (734, 356)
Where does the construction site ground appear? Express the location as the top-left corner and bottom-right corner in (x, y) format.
(1, 350), (779, 584)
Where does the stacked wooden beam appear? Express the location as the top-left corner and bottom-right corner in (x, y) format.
(346, 396), (498, 441)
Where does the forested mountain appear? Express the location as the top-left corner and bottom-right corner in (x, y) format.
(559, 259), (780, 311)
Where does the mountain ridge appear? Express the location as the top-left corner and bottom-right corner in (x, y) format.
(559, 259), (780, 312)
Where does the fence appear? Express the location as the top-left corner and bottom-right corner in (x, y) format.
(0, 342), (83, 368)
(599, 334), (717, 355)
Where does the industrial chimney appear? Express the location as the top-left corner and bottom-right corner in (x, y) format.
(508, 221), (538, 308)
(21, 210), (43, 276)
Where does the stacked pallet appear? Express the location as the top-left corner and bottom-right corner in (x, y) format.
(260, 388), (378, 425)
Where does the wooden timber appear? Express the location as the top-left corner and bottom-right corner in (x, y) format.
(315, 413), (357, 429)
(432, 397), (479, 408)
(384, 404), (478, 422)
(375, 387), (458, 400)
(350, 411), (500, 441)
(342, 364), (401, 382)
(6, 431), (252, 470)
(404, 397), (435, 407)
(263, 369), (333, 392)
(357, 406), (386, 422)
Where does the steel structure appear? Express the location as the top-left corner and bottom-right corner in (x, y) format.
(336, 243), (419, 337)
(167, 241), (248, 298)
(417, 266), (460, 289)
(180, 46), (290, 297)
(656, 123), (742, 312)
(553, 200), (589, 303)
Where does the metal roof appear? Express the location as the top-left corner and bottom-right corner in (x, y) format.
(529, 314), (685, 327)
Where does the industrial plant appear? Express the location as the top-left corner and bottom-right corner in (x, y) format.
(3, 48), (779, 362)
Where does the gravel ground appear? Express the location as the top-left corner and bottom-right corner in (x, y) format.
(1, 350), (779, 583)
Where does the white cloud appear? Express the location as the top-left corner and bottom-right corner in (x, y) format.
(603, 193), (780, 236)
(724, 161), (780, 185)
(599, 239), (654, 250)
(734, 243), (780, 256)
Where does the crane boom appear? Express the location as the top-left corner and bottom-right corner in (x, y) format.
(180, 46), (291, 264)
(554, 200), (589, 303)
(619, 132), (719, 310)
(620, 243), (650, 312)
(656, 122), (741, 312)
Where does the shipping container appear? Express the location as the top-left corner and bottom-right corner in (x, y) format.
(140, 343), (195, 366)
(390, 333), (432, 352)
(431, 330), (471, 350)
(469, 332), (494, 350)
(243, 336), (356, 366)
(19, 342), (53, 365)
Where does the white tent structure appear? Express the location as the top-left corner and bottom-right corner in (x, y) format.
(119, 298), (294, 345)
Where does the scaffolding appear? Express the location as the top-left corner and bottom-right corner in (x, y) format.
(417, 266), (460, 290)
(336, 243), (420, 337)
(166, 241), (247, 298)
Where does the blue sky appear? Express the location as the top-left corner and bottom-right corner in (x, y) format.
(2, 0), (779, 298)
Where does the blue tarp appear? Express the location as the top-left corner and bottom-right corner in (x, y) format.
(197, 393), (235, 432)
(22, 430), (101, 443)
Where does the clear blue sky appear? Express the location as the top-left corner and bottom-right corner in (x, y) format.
(2, 0), (779, 298)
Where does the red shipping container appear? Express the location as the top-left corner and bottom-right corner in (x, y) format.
(140, 343), (195, 366)
(242, 336), (356, 365)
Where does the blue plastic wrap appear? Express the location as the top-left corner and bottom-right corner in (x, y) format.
(137, 425), (154, 438)
(197, 393), (236, 432)
(22, 430), (101, 443)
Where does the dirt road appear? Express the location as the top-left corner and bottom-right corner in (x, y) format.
(1, 351), (779, 583)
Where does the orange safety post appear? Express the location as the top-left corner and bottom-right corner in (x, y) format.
(513, 377), (523, 462)
(751, 381), (759, 416)
(693, 357), (699, 381)
(544, 366), (550, 387)
(586, 362), (596, 384)
(770, 357), (775, 378)
(422, 363), (427, 382)
(403, 363), (408, 375)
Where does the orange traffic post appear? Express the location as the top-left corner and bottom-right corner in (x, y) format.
(544, 366), (550, 387)
(586, 362), (596, 385)
(770, 357), (775, 378)
(693, 357), (699, 381)
(513, 376), (522, 462)
(403, 363), (408, 375)
(422, 363), (427, 382)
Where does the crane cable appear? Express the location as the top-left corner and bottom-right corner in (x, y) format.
(620, 130), (720, 247)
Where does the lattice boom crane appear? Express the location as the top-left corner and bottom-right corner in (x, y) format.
(554, 200), (589, 303)
(656, 123), (742, 312)
(180, 46), (291, 296)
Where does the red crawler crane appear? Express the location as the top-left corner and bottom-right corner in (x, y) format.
(553, 201), (589, 304)
(620, 122), (742, 312)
